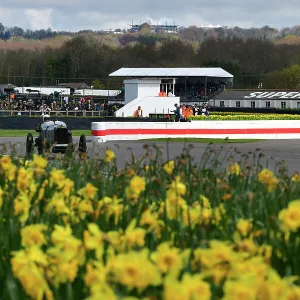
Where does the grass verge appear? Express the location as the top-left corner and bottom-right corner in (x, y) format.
(0, 129), (91, 137)
(145, 138), (264, 143)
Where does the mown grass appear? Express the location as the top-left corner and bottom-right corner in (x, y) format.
(0, 129), (90, 137)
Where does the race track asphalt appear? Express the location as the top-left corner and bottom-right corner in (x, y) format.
(1, 137), (300, 175)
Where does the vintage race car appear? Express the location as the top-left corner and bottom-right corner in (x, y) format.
(26, 117), (87, 157)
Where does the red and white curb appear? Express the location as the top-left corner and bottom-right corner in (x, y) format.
(91, 120), (300, 142)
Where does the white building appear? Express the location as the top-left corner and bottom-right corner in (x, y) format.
(211, 90), (300, 109)
(109, 67), (234, 117)
(114, 78), (178, 117)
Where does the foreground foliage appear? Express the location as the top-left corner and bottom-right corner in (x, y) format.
(0, 144), (300, 299)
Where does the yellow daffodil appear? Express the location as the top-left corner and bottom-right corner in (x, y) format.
(105, 149), (115, 162)
(151, 242), (182, 277)
(257, 169), (279, 192)
(278, 200), (300, 232)
(78, 183), (98, 200)
(229, 162), (241, 176)
(108, 249), (161, 291)
(21, 224), (48, 248)
(236, 219), (253, 237)
(125, 175), (146, 202)
(0, 186), (4, 209)
(163, 160), (175, 175)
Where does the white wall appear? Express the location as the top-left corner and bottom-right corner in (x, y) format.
(91, 120), (300, 142)
(124, 79), (161, 104)
(115, 96), (179, 117)
(138, 81), (161, 99)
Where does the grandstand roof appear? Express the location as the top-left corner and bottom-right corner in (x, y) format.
(109, 68), (233, 78)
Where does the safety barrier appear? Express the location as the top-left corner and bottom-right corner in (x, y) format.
(91, 120), (300, 142)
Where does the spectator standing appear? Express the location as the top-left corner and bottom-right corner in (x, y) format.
(173, 104), (181, 122)
(168, 89), (175, 97)
(134, 106), (143, 118)
(158, 89), (167, 97)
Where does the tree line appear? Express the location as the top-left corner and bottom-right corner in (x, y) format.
(1, 35), (300, 89)
(2, 21), (300, 42)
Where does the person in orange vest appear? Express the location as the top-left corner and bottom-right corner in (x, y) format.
(158, 89), (167, 97)
(134, 106), (143, 118)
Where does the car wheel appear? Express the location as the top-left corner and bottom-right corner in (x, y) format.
(37, 139), (44, 155)
(78, 135), (87, 153)
(26, 133), (34, 156)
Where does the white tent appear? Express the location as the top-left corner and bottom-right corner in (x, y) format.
(109, 67), (233, 78)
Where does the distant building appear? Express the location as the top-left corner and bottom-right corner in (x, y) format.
(211, 90), (300, 109)
(198, 24), (227, 29)
(129, 24), (179, 34)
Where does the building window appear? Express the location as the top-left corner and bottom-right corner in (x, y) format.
(281, 102), (286, 109)
(236, 101), (240, 107)
(250, 101), (255, 108)
(220, 101), (225, 107)
(266, 101), (270, 108)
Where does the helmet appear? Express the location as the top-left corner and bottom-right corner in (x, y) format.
(43, 114), (50, 122)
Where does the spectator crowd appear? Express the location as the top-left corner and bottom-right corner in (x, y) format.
(0, 93), (123, 116)
(175, 81), (229, 100)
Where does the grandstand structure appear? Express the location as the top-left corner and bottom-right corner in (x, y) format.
(213, 90), (300, 109)
(109, 67), (234, 104)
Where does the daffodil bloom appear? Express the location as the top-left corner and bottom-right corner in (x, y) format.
(84, 223), (104, 260)
(163, 160), (175, 175)
(11, 247), (53, 300)
(88, 282), (117, 300)
(84, 261), (107, 287)
(30, 154), (48, 175)
(257, 168), (279, 192)
(291, 172), (300, 182)
(0, 186), (4, 209)
(123, 220), (146, 249)
(105, 149), (115, 162)
(108, 248), (161, 291)
(14, 193), (31, 223)
(236, 219), (253, 237)
(278, 199), (300, 232)
(0, 155), (13, 171)
(222, 274), (256, 300)
(151, 242), (183, 277)
(229, 162), (241, 176)
(78, 183), (98, 200)
(49, 169), (66, 189)
(21, 224), (48, 247)
(200, 195), (211, 208)
(125, 175), (146, 202)
(17, 167), (34, 193)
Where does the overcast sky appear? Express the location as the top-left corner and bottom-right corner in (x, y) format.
(0, 0), (299, 31)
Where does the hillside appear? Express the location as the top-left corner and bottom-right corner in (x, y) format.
(1, 23), (300, 50)
(0, 36), (71, 50)
(276, 35), (300, 45)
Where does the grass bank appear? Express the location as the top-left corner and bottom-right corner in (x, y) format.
(0, 129), (90, 137)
